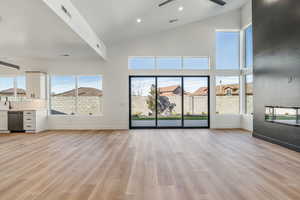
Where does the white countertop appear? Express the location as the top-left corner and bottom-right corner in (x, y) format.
(0, 109), (47, 112)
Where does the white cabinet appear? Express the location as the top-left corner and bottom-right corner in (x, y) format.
(23, 110), (47, 133)
(0, 111), (8, 132)
(26, 72), (46, 99)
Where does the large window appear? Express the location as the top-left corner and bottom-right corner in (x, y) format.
(245, 25), (253, 68)
(128, 56), (210, 70)
(216, 76), (240, 114)
(246, 75), (253, 115)
(216, 31), (240, 70)
(50, 75), (103, 116)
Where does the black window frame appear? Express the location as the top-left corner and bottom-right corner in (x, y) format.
(129, 75), (210, 129)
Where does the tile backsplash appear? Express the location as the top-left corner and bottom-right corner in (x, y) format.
(11, 99), (47, 110)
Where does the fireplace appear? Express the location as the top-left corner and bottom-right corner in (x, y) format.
(265, 106), (300, 127)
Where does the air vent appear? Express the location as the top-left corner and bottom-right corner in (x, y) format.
(61, 5), (72, 18)
(169, 19), (179, 23)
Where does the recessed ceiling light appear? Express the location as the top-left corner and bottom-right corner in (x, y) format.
(136, 18), (142, 23)
(178, 6), (184, 11)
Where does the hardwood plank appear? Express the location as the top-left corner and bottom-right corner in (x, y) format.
(0, 129), (299, 200)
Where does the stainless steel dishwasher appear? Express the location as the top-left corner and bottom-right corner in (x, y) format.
(8, 111), (24, 132)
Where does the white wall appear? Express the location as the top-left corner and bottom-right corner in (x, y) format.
(241, 0), (252, 28)
(1, 7), (253, 130)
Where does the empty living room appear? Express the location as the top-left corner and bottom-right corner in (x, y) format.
(0, 0), (300, 199)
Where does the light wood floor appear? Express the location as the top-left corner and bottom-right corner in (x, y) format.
(0, 129), (300, 200)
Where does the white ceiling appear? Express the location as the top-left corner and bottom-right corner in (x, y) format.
(71, 0), (249, 44)
(0, 0), (99, 67)
(0, 0), (249, 66)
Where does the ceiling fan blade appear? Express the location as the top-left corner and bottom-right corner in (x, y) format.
(209, 0), (226, 6)
(0, 61), (20, 70)
(159, 0), (176, 7)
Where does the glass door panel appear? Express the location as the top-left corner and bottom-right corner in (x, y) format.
(130, 77), (156, 128)
(183, 77), (209, 127)
(157, 77), (182, 127)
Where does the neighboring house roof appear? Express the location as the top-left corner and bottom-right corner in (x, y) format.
(159, 85), (180, 93)
(192, 84), (254, 96)
(54, 87), (103, 97)
(157, 84), (253, 97)
(158, 85), (182, 96)
(0, 88), (26, 96)
(216, 84), (240, 96)
(192, 87), (209, 96)
(246, 84), (253, 95)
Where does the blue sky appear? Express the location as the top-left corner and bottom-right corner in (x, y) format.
(129, 57), (209, 70)
(0, 76), (25, 91)
(51, 76), (102, 94)
(0, 77), (14, 91)
(216, 31), (240, 69)
(245, 25), (253, 68)
(246, 74), (253, 83)
(131, 77), (208, 96)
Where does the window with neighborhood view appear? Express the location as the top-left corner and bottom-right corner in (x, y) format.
(50, 75), (103, 116)
(0, 76), (27, 101)
(216, 76), (240, 114)
(130, 76), (209, 128)
(216, 31), (240, 70)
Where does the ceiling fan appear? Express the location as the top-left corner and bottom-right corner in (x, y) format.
(159, 0), (226, 7)
(0, 61), (20, 70)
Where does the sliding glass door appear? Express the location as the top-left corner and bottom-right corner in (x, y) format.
(183, 77), (209, 127)
(129, 76), (209, 129)
(157, 77), (182, 127)
(130, 77), (156, 128)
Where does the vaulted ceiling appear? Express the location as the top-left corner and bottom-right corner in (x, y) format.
(0, 0), (249, 66)
(71, 0), (249, 44)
